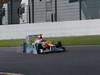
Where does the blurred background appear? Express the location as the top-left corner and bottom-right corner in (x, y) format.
(0, 0), (100, 25)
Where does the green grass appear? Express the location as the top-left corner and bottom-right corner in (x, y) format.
(0, 39), (25, 47)
(0, 35), (100, 47)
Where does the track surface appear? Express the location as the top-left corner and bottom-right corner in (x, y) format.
(0, 46), (100, 75)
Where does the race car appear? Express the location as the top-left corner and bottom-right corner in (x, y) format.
(21, 34), (66, 54)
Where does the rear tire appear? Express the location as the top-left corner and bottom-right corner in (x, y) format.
(55, 41), (62, 48)
(23, 42), (26, 53)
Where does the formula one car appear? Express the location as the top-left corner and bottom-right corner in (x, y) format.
(21, 34), (66, 54)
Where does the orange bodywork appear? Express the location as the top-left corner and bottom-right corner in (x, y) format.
(43, 41), (54, 47)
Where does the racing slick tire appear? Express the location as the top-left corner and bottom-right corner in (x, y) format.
(55, 41), (62, 48)
(35, 43), (44, 54)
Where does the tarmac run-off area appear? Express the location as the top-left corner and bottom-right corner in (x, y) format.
(0, 45), (100, 75)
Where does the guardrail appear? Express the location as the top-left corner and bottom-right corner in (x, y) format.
(0, 19), (100, 40)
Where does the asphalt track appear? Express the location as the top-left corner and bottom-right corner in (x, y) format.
(0, 46), (100, 75)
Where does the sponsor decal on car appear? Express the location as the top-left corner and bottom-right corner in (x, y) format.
(0, 72), (24, 75)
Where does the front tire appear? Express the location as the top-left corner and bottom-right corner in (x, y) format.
(36, 43), (43, 54)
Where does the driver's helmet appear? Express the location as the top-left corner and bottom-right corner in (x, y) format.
(38, 34), (43, 39)
(35, 34), (43, 43)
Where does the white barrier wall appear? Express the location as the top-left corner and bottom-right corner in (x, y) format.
(0, 19), (100, 40)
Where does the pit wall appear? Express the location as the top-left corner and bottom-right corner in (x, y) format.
(0, 19), (100, 40)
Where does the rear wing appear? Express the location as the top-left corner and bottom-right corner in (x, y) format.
(25, 34), (43, 43)
(26, 35), (38, 39)
(26, 34), (43, 38)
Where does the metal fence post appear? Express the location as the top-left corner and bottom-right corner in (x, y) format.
(55, 0), (57, 22)
(28, 0), (31, 23)
(79, 0), (82, 20)
(10, 0), (13, 24)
